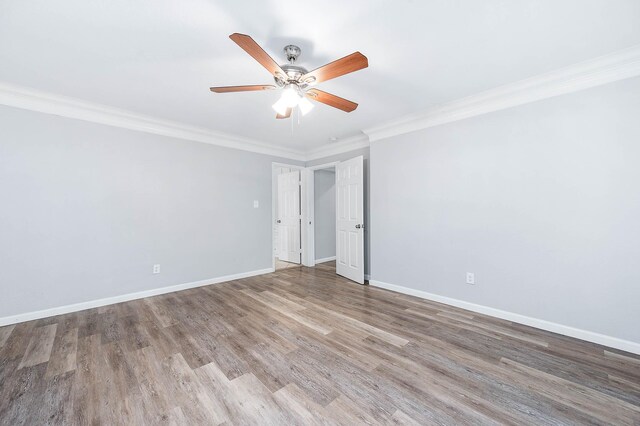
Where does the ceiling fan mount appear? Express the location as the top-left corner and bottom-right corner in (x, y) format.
(283, 44), (302, 63)
(209, 33), (368, 119)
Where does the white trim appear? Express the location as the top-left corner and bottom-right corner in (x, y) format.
(369, 279), (640, 355)
(300, 167), (311, 266)
(305, 133), (370, 161)
(0, 268), (274, 327)
(306, 162), (338, 268)
(305, 167), (316, 268)
(315, 256), (336, 264)
(272, 162), (305, 170)
(0, 82), (306, 161)
(271, 162), (308, 270)
(3, 46), (639, 158)
(364, 44), (640, 142)
(307, 161), (339, 171)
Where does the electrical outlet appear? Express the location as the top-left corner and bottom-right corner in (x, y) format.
(153, 264), (161, 274)
(466, 272), (475, 285)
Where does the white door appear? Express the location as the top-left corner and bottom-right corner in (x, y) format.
(336, 156), (364, 284)
(277, 170), (301, 264)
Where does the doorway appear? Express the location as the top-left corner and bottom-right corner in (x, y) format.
(272, 157), (364, 282)
(312, 166), (336, 265)
(306, 157), (365, 284)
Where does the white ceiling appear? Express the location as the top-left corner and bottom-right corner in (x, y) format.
(2, 0), (640, 152)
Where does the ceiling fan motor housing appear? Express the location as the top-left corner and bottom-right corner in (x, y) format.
(275, 45), (312, 88)
(276, 64), (309, 87)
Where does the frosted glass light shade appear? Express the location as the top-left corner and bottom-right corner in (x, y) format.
(281, 85), (301, 107)
(272, 97), (289, 115)
(298, 96), (314, 115)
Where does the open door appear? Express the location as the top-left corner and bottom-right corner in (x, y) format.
(336, 156), (364, 284)
(277, 170), (301, 264)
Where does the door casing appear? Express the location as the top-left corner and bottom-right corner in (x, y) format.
(272, 162), (310, 270)
(304, 162), (339, 268)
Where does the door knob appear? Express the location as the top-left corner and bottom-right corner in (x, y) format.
(277, 220), (281, 223)
(355, 224), (361, 229)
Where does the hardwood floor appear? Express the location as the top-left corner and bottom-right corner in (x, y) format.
(1, 261), (639, 425)
(275, 258), (301, 271)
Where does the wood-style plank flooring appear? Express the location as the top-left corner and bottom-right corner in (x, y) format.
(1, 262), (640, 425)
(275, 258), (301, 271)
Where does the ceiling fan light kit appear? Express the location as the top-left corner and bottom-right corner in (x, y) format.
(281, 84), (302, 107)
(272, 97), (290, 116)
(210, 33), (368, 119)
(298, 97), (314, 115)
(272, 84), (314, 116)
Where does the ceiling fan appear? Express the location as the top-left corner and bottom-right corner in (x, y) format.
(210, 33), (368, 119)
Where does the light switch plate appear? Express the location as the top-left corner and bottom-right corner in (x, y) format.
(253, 200), (259, 208)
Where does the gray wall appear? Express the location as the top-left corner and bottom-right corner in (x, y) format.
(370, 76), (640, 343)
(307, 147), (370, 275)
(0, 105), (301, 318)
(314, 169), (336, 261)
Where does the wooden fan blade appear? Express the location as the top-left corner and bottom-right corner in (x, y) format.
(300, 52), (368, 85)
(276, 108), (292, 119)
(306, 89), (358, 112)
(229, 33), (286, 79)
(210, 85), (275, 93)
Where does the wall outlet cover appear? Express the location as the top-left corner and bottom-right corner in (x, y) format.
(466, 272), (475, 285)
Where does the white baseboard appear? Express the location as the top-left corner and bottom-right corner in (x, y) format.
(0, 267), (275, 327)
(315, 256), (336, 264)
(369, 279), (640, 355)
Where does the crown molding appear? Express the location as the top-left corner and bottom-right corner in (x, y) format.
(364, 44), (640, 142)
(305, 133), (370, 162)
(0, 82), (307, 161)
(3, 45), (640, 159)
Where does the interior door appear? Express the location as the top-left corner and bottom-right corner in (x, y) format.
(277, 170), (301, 264)
(336, 156), (364, 284)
